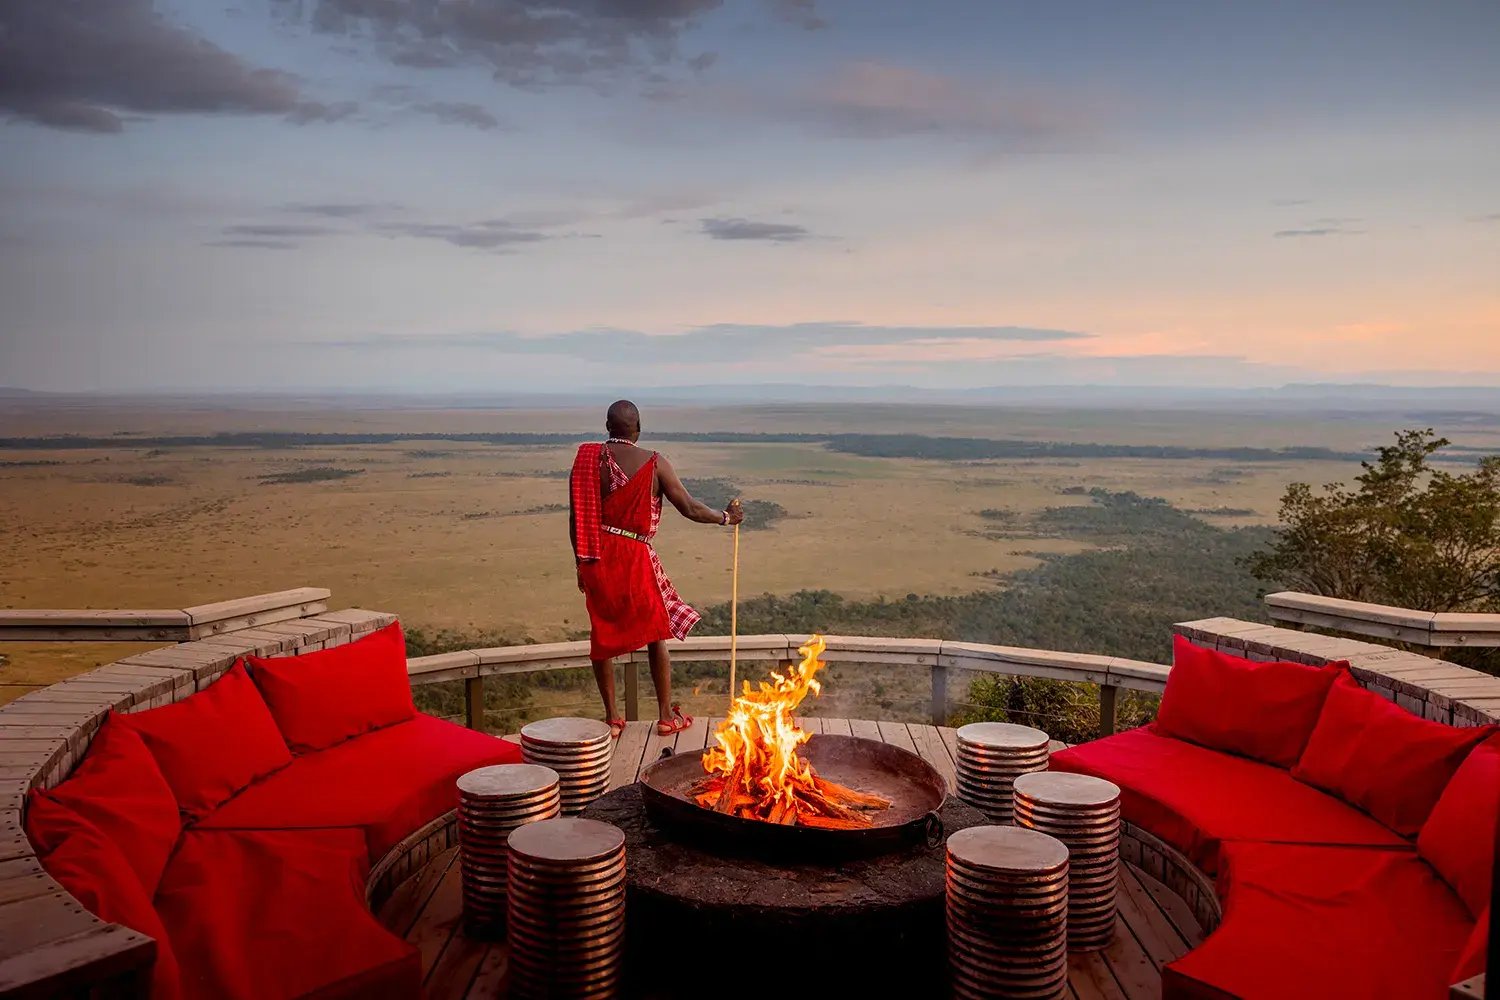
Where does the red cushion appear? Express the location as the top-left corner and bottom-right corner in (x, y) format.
(25, 714), (180, 894)
(1419, 734), (1500, 917)
(1157, 635), (1343, 768)
(247, 623), (415, 754)
(1292, 670), (1497, 836)
(156, 828), (419, 1000)
(1454, 907), (1488, 982)
(1165, 842), (1472, 1000)
(1052, 726), (1407, 874)
(38, 818), (182, 1000)
(197, 713), (521, 860)
(120, 662), (293, 825)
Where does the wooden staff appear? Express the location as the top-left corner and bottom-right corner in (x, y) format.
(728, 498), (742, 709)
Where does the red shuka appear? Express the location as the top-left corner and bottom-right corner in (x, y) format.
(574, 446), (700, 661)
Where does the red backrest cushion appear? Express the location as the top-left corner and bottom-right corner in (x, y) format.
(38, 818), (182, 1000)
(246, 622), (415, 754)
(1293, 671), (1497, 836)
(1155, 635), (1343, 768)
(24, 714), (180, 894)
(1454, 907), (1488, 983)
(1419, 734), (1500, 918)
(120, 661), (293, 824)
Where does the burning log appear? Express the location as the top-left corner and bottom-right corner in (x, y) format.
(798, 815), (872, 831)
(714, 758), (747, 815)
(812, 775), (892, 810)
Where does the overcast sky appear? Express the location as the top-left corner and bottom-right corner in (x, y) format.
(2, 0), (1497, 393)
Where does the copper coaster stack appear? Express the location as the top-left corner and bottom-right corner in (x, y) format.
(945, 825), (1070, 1000)
(506, 818), (626, 1000)
(520, 718), (613, 816)
(1013, 771), (1121, 951)
(456, 763), (561, 934)
(955, 723), (1051, 824)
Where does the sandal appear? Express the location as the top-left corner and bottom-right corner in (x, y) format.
(655, 703), (694, 736)
(607, 718), (627, 739)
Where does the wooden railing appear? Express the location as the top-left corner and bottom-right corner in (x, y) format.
(0, 588), (332, 642)
(406, 634), (1171, 737)
(1265, 591), (1500, 648)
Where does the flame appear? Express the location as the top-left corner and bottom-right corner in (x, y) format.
(692, 636), (892, 826)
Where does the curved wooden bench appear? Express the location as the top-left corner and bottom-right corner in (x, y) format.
(0, 608), (396, 996)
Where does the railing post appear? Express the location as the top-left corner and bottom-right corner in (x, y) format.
(1098, 683), (1118, 738)
(931, 662), (948, 727)
(624, 660), (639, 722)
(464, 676), (484, 730)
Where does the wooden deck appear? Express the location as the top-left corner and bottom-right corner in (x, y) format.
(377, 718), (1205, 999)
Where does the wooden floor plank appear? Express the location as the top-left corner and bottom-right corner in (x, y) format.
(1070, 952), (1129, 1000)
(1119, 867), (1191, 968)
(424, 923), (489, 996)
(1135, 865), (1206, 947)
(907, 723), (958, 793)
(876, 719), (919, 754)
(1099, 914), (1160, 1000)
(606, 721), (651, 791)
(798, 716), (825, 734)
(677, 712), (711, 753)
(464, 943), (510, 999)
(409, 855), (465, 975)
(848, 718), (882, 741)
(938, 723), (961, 766)
(378, 847), (457, 938)
(821, 716), (852, 736)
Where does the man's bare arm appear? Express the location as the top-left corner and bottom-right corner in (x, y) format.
(658, 455), (743, 525)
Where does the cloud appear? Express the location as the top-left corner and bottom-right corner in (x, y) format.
(1271, 198), (1312, 207)
(411, 101), (504, 131)
(281, 202), (397, 219)
(277, 0), (726, 87)
(700, 217), (811, 242)
(286, 100), (360, 124)
(772, 0), (828, 30)
(313, 322), (1093, 362)
(205, 239), (299, 250)
(1274, 217), (1365, 238)
(0, 0), (312, 132)
(223, 223), (338, 238)
(1472, 213), (1500, 223)
(657, 61), (1099, 147)
(373, 219), (549, 250)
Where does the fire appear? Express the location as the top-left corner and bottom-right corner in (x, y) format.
(691, 635), (892, 828)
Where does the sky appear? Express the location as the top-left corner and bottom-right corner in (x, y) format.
(1, 0), (1498, 394)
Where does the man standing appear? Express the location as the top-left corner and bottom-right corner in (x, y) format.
(570, 400), (743, 737)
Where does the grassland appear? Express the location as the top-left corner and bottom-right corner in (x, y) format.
(2, 399), (1490, 714)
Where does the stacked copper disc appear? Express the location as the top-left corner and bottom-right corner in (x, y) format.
(955, 722), (1051, 824)
(1014, 771), (1121, 951)
(946, 826), (1070, 1000)
(520, 718), (613, 816)
(455, 763), (561, 934)
(507, 818), (626, 1000)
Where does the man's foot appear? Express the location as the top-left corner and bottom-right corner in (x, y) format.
(607, 718), (626, 739)
(656, 703), (693, 735)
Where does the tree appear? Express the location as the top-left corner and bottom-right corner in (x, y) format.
(1249, 429), (1500, 613)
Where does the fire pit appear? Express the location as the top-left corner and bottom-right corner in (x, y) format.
(640, 734), (945, 859)
(581, 637), (986, 997)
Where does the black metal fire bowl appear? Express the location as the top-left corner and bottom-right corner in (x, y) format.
(637, 733), (948, 861)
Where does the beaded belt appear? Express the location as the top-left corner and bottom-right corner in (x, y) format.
(603, 525), (651, 545)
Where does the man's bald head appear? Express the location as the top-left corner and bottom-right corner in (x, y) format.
(606, 400), (640, 439)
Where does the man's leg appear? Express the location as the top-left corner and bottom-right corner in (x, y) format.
(591, 657), (618, 721)
(647, 640), (674, 722)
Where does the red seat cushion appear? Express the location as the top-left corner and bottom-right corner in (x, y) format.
(1051, 726), (1407, 874)
(1419, 734), (1500, 917)
(156, 828), (419, 1000)
(25, 714), (180, 893)
(1293, 671), (1497, 836)
(121, 662), (293, 825)
(37, 818), (182, 1000)
(247, 623), (415, 754)
(1164, 842), (1473, 1000)
(1157, 636), (1343, 768)
(197, 713), (522, 860)
(1454, 907), (1488, 982)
